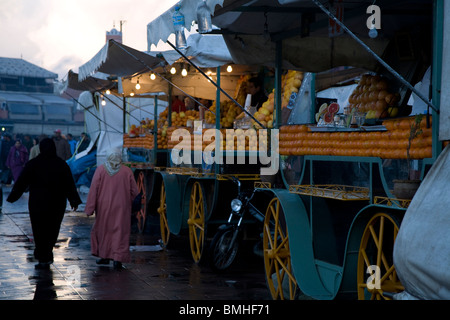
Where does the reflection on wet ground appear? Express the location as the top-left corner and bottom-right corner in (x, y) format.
(0, 188), (271, 300)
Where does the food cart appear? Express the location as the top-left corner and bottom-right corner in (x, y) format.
(66, 33), (277, 264)
(204, 0), (445, 300)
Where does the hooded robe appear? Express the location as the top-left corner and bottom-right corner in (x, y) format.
(6, 141), (28, 182)
(7, 138), (82, 263)
(85, 149), (139, 263)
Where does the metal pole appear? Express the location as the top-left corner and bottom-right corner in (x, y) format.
(311, 0), (439, 114)
(431, 0), (443, 159)
(153, 95), (158, 164)
(216, 66), (222, 169)
(275, 41), (282, 129)
(123, 96), (127, 134)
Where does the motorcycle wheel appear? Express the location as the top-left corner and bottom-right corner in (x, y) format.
(209, 226), (240, 272)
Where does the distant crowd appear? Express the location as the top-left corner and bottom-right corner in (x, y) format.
(0, 130), (91, 185)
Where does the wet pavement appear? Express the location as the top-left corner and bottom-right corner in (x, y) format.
(0, 185), (271, 301)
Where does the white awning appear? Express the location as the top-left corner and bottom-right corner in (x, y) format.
(78, 39), (164, 81)
(146, 0), (225, 49)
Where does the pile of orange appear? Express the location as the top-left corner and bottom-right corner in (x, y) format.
(123, 133), (155, 149)
(166, 127), (267, 152)
(279, 117), (433, 159)
(123, 127), (168, 150)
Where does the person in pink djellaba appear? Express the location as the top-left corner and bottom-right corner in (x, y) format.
(85, 148), (139, 269)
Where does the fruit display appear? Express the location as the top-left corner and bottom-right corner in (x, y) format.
(234, 74), (252, 106)
(127, 118), (153, 136)
(205, 100), (241, 128)
(315, 102), (340, 124)
(252, 70), (303, 129)
(279, 116), (432, 159)
(171, 110), (200, 126)
(167, 127), (267, 152)
(348, 74), (401, 120)
(123, 133), (154, 149)
(123, 125), (169, 150)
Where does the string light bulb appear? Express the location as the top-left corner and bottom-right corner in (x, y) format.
(130, 92), (135, 97)
(170, 67), (176, 74)
(106, 89), (111, 95)
(150, 73), (156, 80)
(101, 97), (106, 106)
(227, 65), (233, 72)
(181, 68), (188, 77)
(135, 78), (141, 90)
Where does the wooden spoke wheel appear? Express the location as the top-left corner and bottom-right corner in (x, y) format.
(357, 213), (404, 300)
(135, 171), (147, 233)
(188, 181), (206, 263)
(157, 182), (170, 247)
(263, 197), (298, 300)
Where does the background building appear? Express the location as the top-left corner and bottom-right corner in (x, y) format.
(0, 57), (84, 136)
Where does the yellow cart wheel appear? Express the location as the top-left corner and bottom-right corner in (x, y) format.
(357, 212), (404, 300)
(188, 181), (206, 263)
(157, 181), (170, 247)
(135, 171), (147, 233)
(263, 197), (298, 300)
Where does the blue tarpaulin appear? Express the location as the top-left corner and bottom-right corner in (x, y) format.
(67, 150), (97, 187)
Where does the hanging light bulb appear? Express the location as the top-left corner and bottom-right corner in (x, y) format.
(227, 65), (233, 73)
(130, 92), (135, 97)
(170, 66), (176, 74)
(135, 78), (141, 90)
(101, 96), (106, 106)
(150, 73), (156, 80)
(181, 68), (188, 77)
(106, 89), (111, 95)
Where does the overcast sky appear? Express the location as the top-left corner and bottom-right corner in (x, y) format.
(0, 0), (179, 80)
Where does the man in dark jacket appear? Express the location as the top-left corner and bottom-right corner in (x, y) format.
(53, 129), (71, 160)
(0, 134), (14, 183)
(7, 138), (82, 269)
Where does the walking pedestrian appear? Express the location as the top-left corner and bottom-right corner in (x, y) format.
(76, 132), (90, 153)
(84, 148), (139, 269)
(6, 139), (28, 183)
(66, 133), (77, 155)
(29, 137), (40, 160)
(1, 134), (14, 184)
(6, 138), (82, 269)
(53, 129), (71, 160)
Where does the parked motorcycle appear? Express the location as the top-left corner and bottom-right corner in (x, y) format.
(208, 176), (267, 272)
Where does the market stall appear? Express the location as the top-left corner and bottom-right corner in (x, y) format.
(205, 0), (443, 300)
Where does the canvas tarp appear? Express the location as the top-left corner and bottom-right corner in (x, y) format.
(155, 33), (233, 67)
(393, 144), (450, 300)
(146, 0), (225, 49)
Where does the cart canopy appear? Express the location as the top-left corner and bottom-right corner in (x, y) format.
(209, 0), (432, 72)
(78, 39), (164, 81)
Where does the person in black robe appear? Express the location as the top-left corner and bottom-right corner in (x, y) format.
(7, 138), (82, 270)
